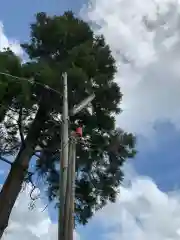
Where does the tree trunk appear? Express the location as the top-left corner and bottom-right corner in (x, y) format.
(0, 159), (28, 238)
(0, 104), (47, 238)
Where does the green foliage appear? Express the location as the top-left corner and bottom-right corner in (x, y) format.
(21, 11), (136, 224)
(0, 11), (136, 225)
(0, 50), (22, 120)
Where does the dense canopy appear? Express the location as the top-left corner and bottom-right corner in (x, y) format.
(0, 11), (136, 236)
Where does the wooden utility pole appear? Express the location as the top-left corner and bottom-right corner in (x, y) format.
(59, 73), (69, 240)
(64, 138), (74, 240)
(69, 137), (76, 240)
(58, 72), (95, 240)
(64, 134), (77, 240)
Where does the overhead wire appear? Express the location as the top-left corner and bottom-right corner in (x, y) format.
(0, 71), (63, 97)
(0, 72), (108, 151)
(0, 72), (101, 222)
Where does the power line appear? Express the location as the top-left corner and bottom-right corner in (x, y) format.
(0, 71), (63, 97)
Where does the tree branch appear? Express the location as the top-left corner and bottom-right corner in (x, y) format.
(25, 171), (40, 201)
(0, 156), (12, 165)
(17, 106), (25, 147)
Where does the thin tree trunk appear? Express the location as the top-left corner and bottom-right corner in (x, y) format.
(0, 104), (47, 238)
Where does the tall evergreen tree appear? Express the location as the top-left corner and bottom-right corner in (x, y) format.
(0, 11), (136, 237)
(0, 49), (22, 121)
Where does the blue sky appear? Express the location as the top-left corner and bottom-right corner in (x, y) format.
(0, 0), (86, 41)
(1, 0), (180, 239)
(133, 122), (180, 192)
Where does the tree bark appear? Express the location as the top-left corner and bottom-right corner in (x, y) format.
(0, 104), (47, 238)
(0, 160), (28, 238)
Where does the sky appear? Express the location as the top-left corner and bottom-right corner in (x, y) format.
(1, 0), (180, 239)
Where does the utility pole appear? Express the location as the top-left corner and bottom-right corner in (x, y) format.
(64, 138), (73, 240)
(69, 136), (76, 240)
(64, 134), (77, 240)
(59, 73), (69, 240)
(58, 71), (95, 240)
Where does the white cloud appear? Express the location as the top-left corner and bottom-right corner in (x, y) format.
(2, 167), (180, 240)
(1, 4), (180, 240)
(85, 163), (180, 240)
(2, 184), (79, 240)
(2, 184), (54, 240)
(0, 22), (23, 56)
(82, 0), (180, 136)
